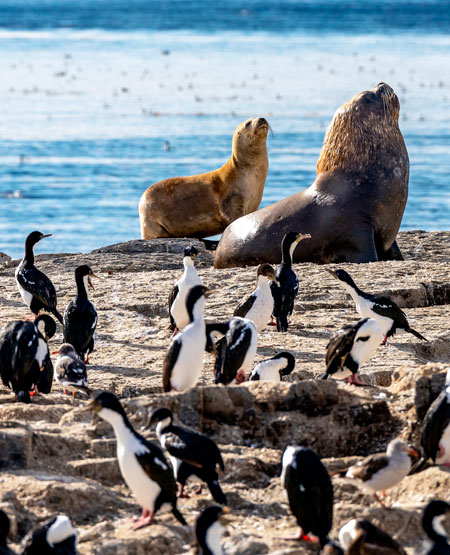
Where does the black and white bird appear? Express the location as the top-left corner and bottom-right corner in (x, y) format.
(0, 510), (15, 555)
(416, 368), (450, 471)
(207, 317), (257, 385)
(233, 263), (277, 333)
(15, 231), (63, 324)
(0, 315), (55, 403)
(281, 446), (333, 547)
(21, 514), (77, 554)
(85, 392), (186, 529)
(327, 268), (427, 345)
(195, 506), (230, 555)
(63, 265), (98, 363)
(271, 232), (311, 332)
(163, 285), (211, 392)
(54, 344), (90, 399)
(149, 407), (226, 504)
(249, 352), (295, 382)
(322, 318), (383, 385)
(345, 438), (418, 508)
(339, 518), (406, 554)
(168, 246), (202, 333)
(422, 500), (450, 555)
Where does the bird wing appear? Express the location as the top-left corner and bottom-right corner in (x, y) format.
(371, 296), (409, 328)
(233, 294), (257, 318)
(275, 267), (299, 316)
(13, 322), (39, 383)
(63, 299), (97, 356)
(162, 337), (182, 392)
(270, 281), (281, 315)
(37, 352), (53, 394)
(421, 390), (450, 461)
(164, 426), (224, 470)
(17, 266), (58, 310)
(168, 284), (178, 331)
(0, 321), (21, 387)
(136, 439), (177, 498)
(325, 325), (356, 373)
(65, 358), (88, 388)
(349, 453), (389, 481)
(220, 324), (253, 384)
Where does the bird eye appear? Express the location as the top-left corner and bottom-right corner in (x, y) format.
(356, 336), (370, 342)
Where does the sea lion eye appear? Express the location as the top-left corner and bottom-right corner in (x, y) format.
(363, 92), (377, 103)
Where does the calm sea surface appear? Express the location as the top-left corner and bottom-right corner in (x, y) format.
(0, 1), (449, 259)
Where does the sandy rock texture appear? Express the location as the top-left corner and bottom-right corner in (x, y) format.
(0, 230), (449, 553)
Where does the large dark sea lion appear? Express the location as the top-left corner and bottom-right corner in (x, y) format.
(139, 118), (269, 240)
(214, 83), (408, 268)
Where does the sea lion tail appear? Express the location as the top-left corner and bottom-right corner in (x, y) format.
(408, 328), (427, 342)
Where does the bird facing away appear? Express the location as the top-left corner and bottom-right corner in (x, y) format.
(63, 265), (98, 363)
(168, 245), (203, 333)
(84, 392), (186, 529)
(207, 317), (257, 385)
(327, 268), (427, 345)
(271, 232), (311, 332)
(149, 407), (226, 504)
(411, 368), (450, 475)
(280, 446), (333, 547)
(0, 314), (55, 403)
(249, 352), (295, 382)
(322, 318), (383, 386)
(233, 263), (277, 333)
(345, 438), (418, 508)
(195, 506), (230, 555)
(54, 343), (90, 399)
(0, 509), (15, 555)
(339, 518), (406, 554)
(21, 514), (77, 555)
(422, 500), (450, 555)
(15, 231), (63, 324)
(163, 285), (211, 392)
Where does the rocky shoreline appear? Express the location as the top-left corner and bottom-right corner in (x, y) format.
(0, 230), (449, 553)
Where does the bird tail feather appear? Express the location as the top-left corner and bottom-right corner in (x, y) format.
(319, 372), (329, 380)
(208, 480), (227, 505)
(172, 505), (187, 526)
(408, 328), (427, 341)
(276, 316), (288, 333)
(51, 308), (64, 324)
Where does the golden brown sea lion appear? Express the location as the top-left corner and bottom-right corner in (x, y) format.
(139, 117), (269, 240)
(214, 83), (408, 268)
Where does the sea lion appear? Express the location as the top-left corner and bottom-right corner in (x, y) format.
(139, 117), (269, 240)
(214, 83), (408, 268)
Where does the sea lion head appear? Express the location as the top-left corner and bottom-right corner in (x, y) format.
(232, 117), (270, 161)
(317, 82), (404, 174)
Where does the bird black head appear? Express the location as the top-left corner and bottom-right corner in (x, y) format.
(148, 407), (173, 428)
(21, 515), (76, 554)
(25, 231), (52, 247)
(34, 314), (57, 341)
(326, 268), (358, 289)
(257, 263), (277, 282)
(196, 506), (230, 551)
(184, 245), (198, 258)
(75, 264), (98, 289)
(0, 509), (10, 546)
(273, 352), (296, 376)
(58, 343), (77, 356)
(280, 231), (311, 263)
(84, 391), (127, 419)
(185, 285), (211, 322)
(422, 500), (450, 543)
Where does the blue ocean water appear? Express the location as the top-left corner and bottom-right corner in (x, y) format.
(0, 1), (449, 259)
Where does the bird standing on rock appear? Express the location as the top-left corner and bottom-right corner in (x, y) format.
(54, 343), (90, 399)
(422, 500), (450, 554)
(0, 315), (55, 403)
(249, 352), (295, 382)
(149, 407), (226, 504)
(83, 392), (186, 530)
(63, 265), (98, 363)
(163, 285), (212, 392)
(15, 231), (63, 324)
(327, 268), (427, 345)
(281, 446), (333, 548)
(322, 318), (383, 385)
(345, 438), (418, 508)
(195, 506), (230, 555)
(207, 317), (257, 385)
(271, 232), (311, 332)
(233, 263), (277, 333)
(168, 245), (203, 334)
